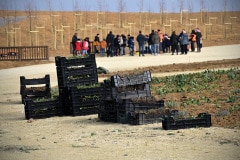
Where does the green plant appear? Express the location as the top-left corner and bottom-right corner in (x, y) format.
(165, 100), (178, 108)
(226, 95), (238, 103)
(229, 105), (240, 112)
(151, 77), (161, 84)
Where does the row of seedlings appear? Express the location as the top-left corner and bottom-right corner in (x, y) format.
(55, 54), (103, 116)
(99, 70), (165, 125)
(20, 75), (61, 119)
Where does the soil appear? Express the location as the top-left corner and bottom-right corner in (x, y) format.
(0, 10), (240, 160)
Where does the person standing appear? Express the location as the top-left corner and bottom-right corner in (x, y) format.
(157, 29), (164, 53)
(189, 29), (197, 52)
(71, 33), (78, 56)
(136, 30), (146, 57)
(82, 38), (89, 56)
(151, 31), (160, 56)
(100, 38), (107, 57)
(196, 28), (202, 52)
(148, 30), (155, 55)
(113, 35), (120, 56)
(170, 31), (179, 55)
(180, 29), (189, 55)
(106, 31), (115, 57)
(93, 33), (100, 53)
(121, 34), (127, 55)
(128, 36), (134, 56)
(75, 38), (82, 56)
(162, 34), (170, 53)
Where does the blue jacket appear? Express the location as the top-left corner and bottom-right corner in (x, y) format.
(180, 33), (189, 45)
(137, 33), (146, 46)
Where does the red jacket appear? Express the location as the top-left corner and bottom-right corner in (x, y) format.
(82, 41), (89, 50)
(75, 41), (81, 51)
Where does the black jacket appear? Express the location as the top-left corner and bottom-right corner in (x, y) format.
(170, 33), (179, 46)
(106, 33), (115, 45)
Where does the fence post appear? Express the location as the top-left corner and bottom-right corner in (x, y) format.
(46, 46), (49, 60)
(18, 47), (21, 61)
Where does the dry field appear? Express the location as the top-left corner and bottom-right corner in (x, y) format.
(0, 10), (240, 160)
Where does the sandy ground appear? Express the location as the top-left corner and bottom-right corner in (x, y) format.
(0, 44), (240, 160)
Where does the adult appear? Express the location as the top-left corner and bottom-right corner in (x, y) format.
(170, 31), (179, 55)
(136, 30), (146, 57)
(157, 29), (164, 53)
(71, 33), (78, 56)
(121, 34), (127, 55)
(189, 29), (197, 52)
(93, 33), (100, 53)
(151, 31), (160, 56)
(113, 35), (120, 56)
(196, 28), (202, 52)
(106, 31), (115, 57)
(148, 30), (155, 54)
(162, 34), (170, 53)
(180, 29), (189, 54)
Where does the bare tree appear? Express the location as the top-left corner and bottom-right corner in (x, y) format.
(178, 0), (184, 12)
(97, 0), (103, 12)
(117, 0), (126, 28)
(72, 0), (82, 31)
(223, 0), (228, 23)
(138, 0), (144, 29)
(83, 0), (91, 24)
(24, 0), (37, 46)
(187, 0), (194, 13)
(24, 0), (35, 31)
(200, 0), (207, 23)
(159, 0), (166, 24)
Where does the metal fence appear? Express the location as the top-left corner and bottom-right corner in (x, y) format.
(0, 46), (48, 61)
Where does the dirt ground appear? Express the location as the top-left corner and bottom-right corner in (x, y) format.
(0, 55), (240, 160)
(0, 10), (240, 160)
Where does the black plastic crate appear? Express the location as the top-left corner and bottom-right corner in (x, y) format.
(111, 70), (152, 87)
(117, 99), (165, 124)
(24, 98), (62, 120)
(72, 105), (99, 116)
(63, 85), (104, 116)
(129, 110), (165, 125)
(99, 100), (119, 111)
(55, 54), (96, 67)
(162, 111), (212, 130)
(103, 83), (151, 101)
(57, 76), (98, 88)
(55, 55), (98, 87)
(56, 66), (97, 77)
(20, 75), (51, 104)
(98, 109), (118, 122)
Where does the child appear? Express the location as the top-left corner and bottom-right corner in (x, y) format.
(81, 38), (89, 56)
(128, 36), (134, 56)
(100, 39), (107, 57)
(75, 39), (82, 56)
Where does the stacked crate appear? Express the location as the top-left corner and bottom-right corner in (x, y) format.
(55, 54), (101, 116)
(20, 74), (62, 119)
(24, 98), (60, 119)
(20, 74), (51, 104)
(99, 70), (165, 125)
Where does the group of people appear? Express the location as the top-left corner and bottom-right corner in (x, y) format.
(71, 27), (202, 57)
(71, 33), (107, 57)
(71, 33), (91, 56)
